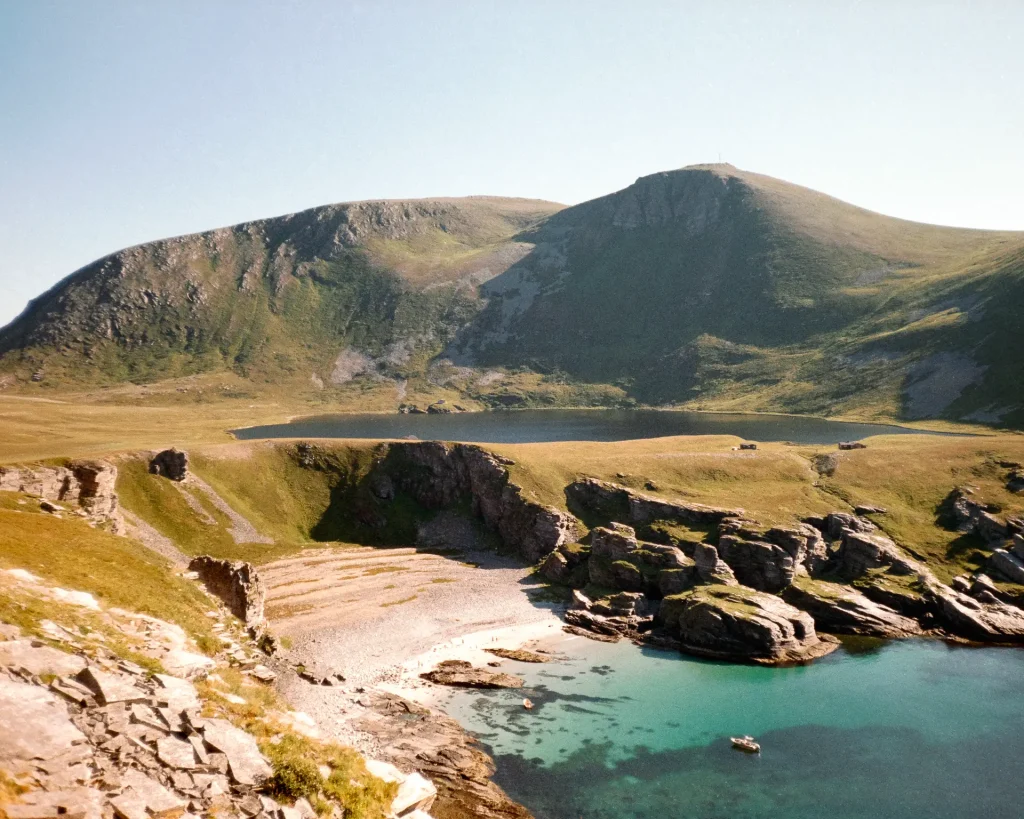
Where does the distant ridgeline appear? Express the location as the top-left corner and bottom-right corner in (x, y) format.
(3, 165), (1024, 424)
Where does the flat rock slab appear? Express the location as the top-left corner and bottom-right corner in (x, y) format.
(119, 769), (187, 817)
(156, 736), (198, 770)
(421, 661), (524, 688)
(0, 679), (87, 763)
(153, 673), (199, 712)
(484, 648), (550, 663)
(201, 718), (272, 785)
(161, 649), (214, 679)
(0, 640), (87, 677)
(75, 667), (146, 705)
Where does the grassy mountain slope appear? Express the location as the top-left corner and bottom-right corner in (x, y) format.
(3, 164), (1024, 424)
(451, 165), (1024, 423)
(0, 197), (562, 387)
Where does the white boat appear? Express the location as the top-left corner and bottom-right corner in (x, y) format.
(730, 735), (760, 753)
(522, 698), (534, 710)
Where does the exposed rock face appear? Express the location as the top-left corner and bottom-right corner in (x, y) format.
(357, 692), (531, 819)
(988, 546), (1024, 585)
(187, 557), (266, 634)
(831, 529), (923, 580)
(925, 580), (1024, 642)
(945, 486), (1008, 543)
(820, 511), (876, 540)
(149, 449), (189, 481)
(538, 543), (588, 585)
(693, 543), (738, 585)
(380, 443), (578, 563)
(588, 523), (691, 595)
(658, 585), (839, 665)
(715, 523), (804, 592)
(0, 460), (124, 533)
(565, 478), (742, 527)
(782, 578), (921, 637)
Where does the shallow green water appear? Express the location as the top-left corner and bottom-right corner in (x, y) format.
(439, 636), (1024, 819)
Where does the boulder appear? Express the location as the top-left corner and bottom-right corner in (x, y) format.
(659, 585), (839, 665)
(782, 577), (921, 637)
(149, 449), (188, 481)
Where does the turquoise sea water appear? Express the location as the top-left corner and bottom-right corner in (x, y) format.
(438, 636), (1024, 819)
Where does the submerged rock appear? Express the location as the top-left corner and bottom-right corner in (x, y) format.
(659, 585), (839, 665)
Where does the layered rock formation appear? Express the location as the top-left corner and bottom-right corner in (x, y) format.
(658, 585), (839, 665)
(371, 442), (578, 563)
(782, 577), (921, 637)
(0, 460), (124, 533)
(188, 557), (267, 635)
(565, 478), (742, 528)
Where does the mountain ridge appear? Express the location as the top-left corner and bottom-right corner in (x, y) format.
(3, 164), (1023, 425)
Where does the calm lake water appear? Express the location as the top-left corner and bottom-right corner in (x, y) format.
(438, 637), (1024, 819)
(234, 409), (945, 445)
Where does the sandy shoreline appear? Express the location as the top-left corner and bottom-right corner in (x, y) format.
(263, 540), (571, 755)
(378, 616), (567, 706)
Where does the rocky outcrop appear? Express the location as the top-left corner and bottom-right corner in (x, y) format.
(0, 460), (124, 534)
(782, 577), (921, 637)
(587, 523), (691, 595)
(149, 449), (189, 481)
(987, 541), (1024, 585)
(421, 660), (524, 689)
(378, 443), (578, 563)
(945, 486), (1009, 544)
(830, 529), (923, 580)
(693, 543), (738, 585)
(1008, 469), (1024, 494)
(565, 478), (742, 527)
(357, 692), (531, 819)
(658, 585), (839, 665)
(925, 580), (1024, 642)
(714, 520), (820, 593)
(187, 557), (266, 635)
(538, 542), (589, 585)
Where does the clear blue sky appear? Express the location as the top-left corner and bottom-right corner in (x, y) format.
(2, 0), (1022, 326)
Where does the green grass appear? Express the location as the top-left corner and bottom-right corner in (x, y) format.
(0, 494), (217, 647)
